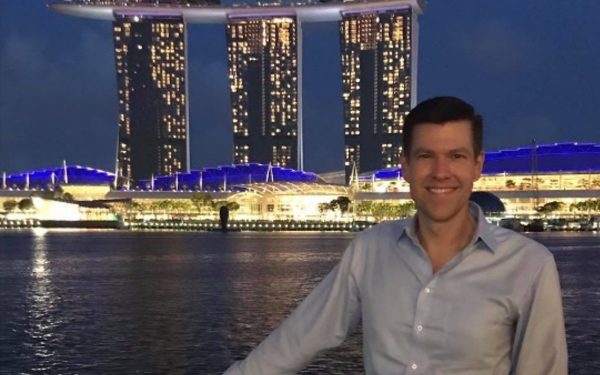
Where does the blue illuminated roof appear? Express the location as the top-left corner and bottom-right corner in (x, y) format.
(137, 163), (318, 191)
(3, 165), (115, 190)
(483, 142), (600, 174)
(363, 142), (600, 180)
(2, 163), (317, 192)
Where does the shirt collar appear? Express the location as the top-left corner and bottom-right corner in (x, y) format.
(399, 202), (500, 254)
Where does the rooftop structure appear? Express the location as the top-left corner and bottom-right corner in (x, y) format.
(49, 1), (425, 23)
(2, 163), (317, 192)
(2, 164), (115, 190)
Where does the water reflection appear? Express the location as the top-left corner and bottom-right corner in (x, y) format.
(1, 231), (597, 374)
(27, 230), (60, 372)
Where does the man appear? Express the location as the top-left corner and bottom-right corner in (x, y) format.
(224, 96), (568, 374)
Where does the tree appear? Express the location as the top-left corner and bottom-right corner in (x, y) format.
(570, 199), (600, 218)
(394, 201), (416, 217)
(18, 198), (34, 211)
(123, 201), (145, 219)
(354, 200), (415, 222)
(212, 200), (240, 212)
(157, 200), (175, 212)
(3, 200), (17, 212)
(535, 201), (564, 215)
(31, 186), (74, 202)
(191, 192), (213, 214)
(318, 202), (332, 214)
(333, 196), (351, 214)
(170, 200), (193, 217)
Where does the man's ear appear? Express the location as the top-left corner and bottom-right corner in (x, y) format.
(474, 151), (485, 181)
(400, 151), (411, 183)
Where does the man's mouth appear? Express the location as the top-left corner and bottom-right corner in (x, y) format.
(426, 187), (456, 194)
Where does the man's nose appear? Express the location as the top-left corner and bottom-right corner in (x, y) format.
(431, 157), (451, 179)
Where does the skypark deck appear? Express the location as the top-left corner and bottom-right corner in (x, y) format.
(49, 0), (423, 23)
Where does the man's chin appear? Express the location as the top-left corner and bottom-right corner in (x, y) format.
(418, 206), (467, 224)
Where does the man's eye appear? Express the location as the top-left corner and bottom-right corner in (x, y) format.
(417, 154), (431, 159)
(452, 154), (467, 159)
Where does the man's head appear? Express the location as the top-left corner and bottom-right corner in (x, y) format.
(400, 96), (484, 224)
(402, 96), (483, 159)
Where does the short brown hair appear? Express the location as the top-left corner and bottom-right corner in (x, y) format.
(403, 96), (483, 156)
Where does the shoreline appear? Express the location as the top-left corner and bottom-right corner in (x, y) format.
(1, 218), (598, 233)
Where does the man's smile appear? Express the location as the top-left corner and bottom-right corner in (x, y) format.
(426, 187), (458, 194)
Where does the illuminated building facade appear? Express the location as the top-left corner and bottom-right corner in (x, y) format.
(113, 13), (189, 183)
(226, 16), (300, 169)
(341, 7), (415, 181)
(359, 143), (600, 215)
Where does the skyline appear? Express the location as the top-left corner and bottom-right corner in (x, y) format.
(1, 1), (600, 175)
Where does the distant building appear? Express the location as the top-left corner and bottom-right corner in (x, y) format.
(359, 142), (600, 216)
(226, 16), (300, 169)
(340, 7), (417, 181)
(3, 143), (599, 220)
(113, 13), (190, 183)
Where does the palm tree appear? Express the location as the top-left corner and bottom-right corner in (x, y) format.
(3, 200), (17, 212)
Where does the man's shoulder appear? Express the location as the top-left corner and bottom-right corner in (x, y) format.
(352, 219), (408, 248)
(485, 222), (554, 261)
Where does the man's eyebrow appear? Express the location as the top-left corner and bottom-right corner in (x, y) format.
(410, 147), (432, 154)
(448, 147), (472, 154)
(410, 147), (472, 154)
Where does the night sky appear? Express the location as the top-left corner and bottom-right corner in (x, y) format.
(1, 0), (599, 175)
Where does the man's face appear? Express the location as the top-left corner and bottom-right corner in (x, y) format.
(400, 120), (484, 224)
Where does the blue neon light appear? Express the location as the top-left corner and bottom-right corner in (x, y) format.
(365, 142), (600, 180)
(136, 163), (318, 191)
(4, 165), (115, 190)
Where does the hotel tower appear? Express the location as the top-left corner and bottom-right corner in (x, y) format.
(51, 0), (423, 182)
(226, 16), (301, 170)
(341, 7), (416, 181)
(113, 13), (190, 183)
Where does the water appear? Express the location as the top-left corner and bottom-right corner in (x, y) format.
(0, 230), (598, 374)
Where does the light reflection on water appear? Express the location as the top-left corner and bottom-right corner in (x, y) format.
(27, 231), (60, 372)
(0, 230), (598, 374)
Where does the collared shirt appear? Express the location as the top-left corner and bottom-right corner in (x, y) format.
(224, 204), (568, 375)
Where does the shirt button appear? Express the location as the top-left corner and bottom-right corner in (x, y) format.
(424, 287), (431, 294)
(416, 324), (423, 332)
(411, 363), (418, 370)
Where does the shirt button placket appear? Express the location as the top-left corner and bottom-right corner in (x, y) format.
(414, 286), (431, 335)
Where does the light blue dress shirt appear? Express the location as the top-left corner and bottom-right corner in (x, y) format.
(224, 204), (568, 374)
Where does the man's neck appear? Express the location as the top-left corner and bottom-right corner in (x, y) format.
(415, 207), (477, 273)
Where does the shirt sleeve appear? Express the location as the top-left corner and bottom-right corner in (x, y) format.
(511, 254), (568, 375)
(223, 240), (362, 375)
